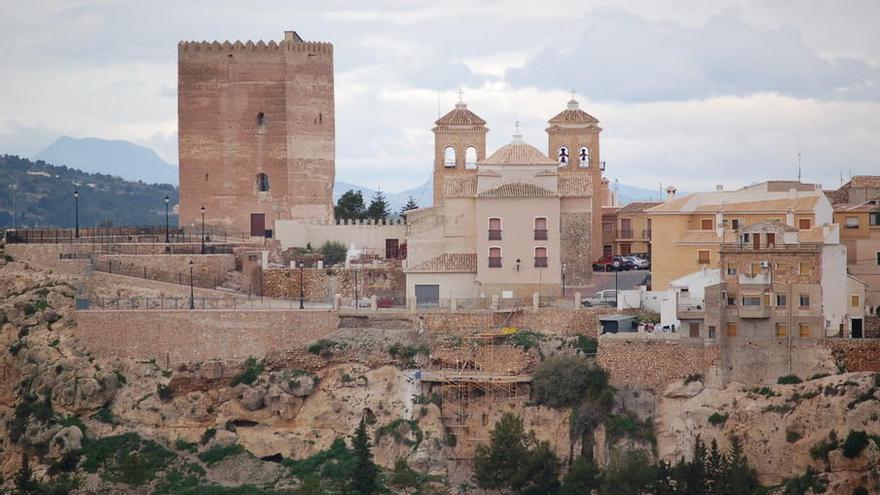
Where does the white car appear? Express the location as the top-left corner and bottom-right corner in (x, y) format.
(625, 256), (649, 270)
(582, 289), (617, 308)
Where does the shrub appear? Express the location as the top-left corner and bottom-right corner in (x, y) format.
(571, 335), (598, 355)
(80, 433), (175, 485)
(94, 407), (115, 425)
(229, 357), (264, 386)
(780, 467), (827, 495)
(319, 241), (347, 267)
(684, 373), (703, 384)
(388, 344), (429, 366)
(198, 444), (245, 466)
(413, 393), (441, 406)
(508, 330), (545, 351)
(708, 412), (729, 426)
(307, 339), (343, 357)
(810, 431), (839, 463)
(847, 387), (878, 410)
(750, 386), (779, 398)
(376, 419), (423, 447)
(786, 427), (802, 443)
(842, 431), (869, 458)
(532, 355), (610, 409)
(157, 383), (173, 401)
(200, 428), (216, 446)
(175, 438), (198, 453)
(605, 414), (655, 445)
(777, 375), (803, 385)
(809, 372), (831, 381)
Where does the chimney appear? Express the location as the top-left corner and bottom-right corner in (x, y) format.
(665, 185), (678, 202)
(716, 184), (723, 191)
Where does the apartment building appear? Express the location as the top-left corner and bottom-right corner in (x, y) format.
(828, 176), (880, 312)
(647, 181), (832, 289)
(605, 201), (659, 257)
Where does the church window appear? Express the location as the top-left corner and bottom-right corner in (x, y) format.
(444, 147), (456, 168)
(256, 112), (266, 127)
(465, 146), (477, 169)
(578, 147), (590, 167)
(257, 173), (270, 192)
(557, 146), (569, 166)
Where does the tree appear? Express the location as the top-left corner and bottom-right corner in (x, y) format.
(386, 458), (420, 494)
(335, 189), (367, 220)
(559, 456), (601, 494)
(14, 453), (38, 494)
(366, 189), (390, 221)
(474, 412), (559, 493)
(400, 196), (419, 217)
(320, 241), (347, 267)
(720, 435), (760, 494)
(600, 449), (658, 495)
(350, 417), (379, 495)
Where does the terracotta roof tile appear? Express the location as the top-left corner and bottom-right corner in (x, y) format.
(618, 201), (662, 213)
(477, 182), (556, 198)
(850, 176), (880, 189)
(406, 253), (477, 273)
(434, 103), (487, 129)
(444, 176), (477, 198)
(547, 100), (600, 125)
(481, 141), (557, 166)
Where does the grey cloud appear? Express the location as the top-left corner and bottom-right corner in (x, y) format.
(507, 8), (880, 102)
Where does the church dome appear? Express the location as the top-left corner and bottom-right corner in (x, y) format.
(482, 135), (557, 166)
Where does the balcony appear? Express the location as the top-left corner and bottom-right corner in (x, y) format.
(618, 229), (634, 239)
(488, 229), (502, 240)
(738, 272), (771, 285)
(677, 294), (705, 319)
(534, 229), (548, 240)
(534, 257), (548, 268)
(488, 257), (502, 268)
(739, 305), (771, 318)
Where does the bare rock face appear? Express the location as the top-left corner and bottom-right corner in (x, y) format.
(664, 379), (704, 399)
(47, 426), (83, 460)
(236, 384), (266, 411)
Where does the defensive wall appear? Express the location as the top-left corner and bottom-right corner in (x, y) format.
(597, 334), (721, 391)
(94, 254), (235, 289)
(72, 310), (339, 366)
(274, 218), (406, 252)
(262, 266), (406, 303)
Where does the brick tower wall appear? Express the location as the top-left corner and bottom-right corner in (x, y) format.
(178, 38), (335, 234)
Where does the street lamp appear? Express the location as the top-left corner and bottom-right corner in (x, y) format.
(515, 258), (521, 273)
(164, 195), (170, 243)
(298, 261), (305, 309)
(613, 260), (620, 309)
(200, 205), (206, 254)
(74, 190), (80, 239)
(562, 262), (567, 297)
(353, 266), (359, 311)
(188, 260), (195, 310)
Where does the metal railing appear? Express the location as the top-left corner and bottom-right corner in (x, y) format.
(618, 229), (634, 239)
(79, 295), (333, 311)
(92, 259), (225, 289)
(5, 226), (255, 245)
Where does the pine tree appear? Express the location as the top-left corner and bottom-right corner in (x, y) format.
(560, 456), (601, 494)
(386, 458), (420, 494)
(350, 417), (379, 495)
(721, 435), (760, 495)
(14, 453), (37, 494)
(366, 189), (390, 221)
(399, 196), (418, 216)
(335, 190), (367, 220)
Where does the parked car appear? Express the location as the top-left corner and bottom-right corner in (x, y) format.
(582, 289), (617, 308)
(592, 255), (615, 271)
(614, 255), (634, 270)
(624, 255), (650, 270)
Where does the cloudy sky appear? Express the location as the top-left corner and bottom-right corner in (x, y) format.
(2, 0), (879, 196)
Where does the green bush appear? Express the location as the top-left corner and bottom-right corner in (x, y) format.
(94, 407), (116, 425)
(532, 355), (611, 409)
(319, 241), (347, 267)
(808, 372), (830, 381)
(810, 431), (839, 463)
(749, 386), (779, 398)
(605, 414), (655, 445)
(376, 419), (423, 447)
(785, 427), (802, 443)
(175, 438), (198, 454)
(777, 375), (803, 385)
(842, 431), (869, 458)
(307, 339), (343, 357)
(80, 433), (175, 485)
(230, 357), (264, 386)
(708, 412), (729, 426)
(200, 428), (216, 446)
(388, 343), (429, 364)
(508, 330), (545, 351)
(571, 335), (598, 355)
(198, 444), (245, 466)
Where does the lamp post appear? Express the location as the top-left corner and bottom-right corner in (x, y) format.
(164, 195), (170, 243)
(613, 260), (620, 309)
(74, 190), (80, 239)
(298, 261), (305, 309)
(188, 260), (195, 310)
(200, 205), (206, 254)
(353, 267), (359, 311)
(562, 261), (567, 297)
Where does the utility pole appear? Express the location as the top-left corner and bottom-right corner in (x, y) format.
(189, 260), (195, 310)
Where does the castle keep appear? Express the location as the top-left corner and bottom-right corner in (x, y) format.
(178, 31), (335, 235)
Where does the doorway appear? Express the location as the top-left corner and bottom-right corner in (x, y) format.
(250, 213), (266, 237)
(852, 318), (863, 338)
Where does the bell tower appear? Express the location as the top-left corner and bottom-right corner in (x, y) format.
(432, 100), (488, 205)
(547, 98), (605, 275)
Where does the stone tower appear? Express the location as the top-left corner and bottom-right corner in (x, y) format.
(178, 30), (335, 235)
(547, 99), (604, 281)
(432, 101), (488, 205)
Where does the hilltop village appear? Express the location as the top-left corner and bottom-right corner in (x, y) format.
(1, 30), (880, 494)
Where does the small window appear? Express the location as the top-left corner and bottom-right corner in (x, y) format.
(701, 218), (714, 230)
(763, 293), (772, 306)
(799, 323), (810, 338)
(742, 233), (750, 244)
(256, 112), (266, 127)
(578, 146), (590, 168)
(776, 323), (788, 337)
(689, 322), (699, 338)
(766, 233), (776, 247)
(534, 247), (548, 268)
(742, 296), (761, 306)
(799, 294), (810, 308)
(845, 217), (859, 229)
(708, 326), (716, 338)
(726, 262), (737, 276)
(444, 147), (456, 168)
(557, 146), (569, 166)
(731, 219), (741, 230)
(851, 294), (860, 307)
(876, 252), (880, 265)
(750, 262), (761, 276)
(489, 247), (502, 268)
(698, 250), (710, 264)
(726, 323), (737, 337)
(488, 218), (502, 240)
(799, 262), (813, 276)
(776, 294), (787, 307)
(603, 222), (613, 232)
(726, 294), (736, 306)
(534, 218), (548, 240)
(256, 173), (270, 192)
(870, 212), (880, 226)
(798, 218), (812, 230)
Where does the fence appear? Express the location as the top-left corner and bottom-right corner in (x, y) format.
(5, 226), (254, 245)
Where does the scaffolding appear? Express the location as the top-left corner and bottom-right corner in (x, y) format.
(420, 325), (533, 460)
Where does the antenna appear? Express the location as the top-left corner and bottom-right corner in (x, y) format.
(797, 144), (802, 182)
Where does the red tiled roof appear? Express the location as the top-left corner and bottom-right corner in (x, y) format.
(617, 201), (662, 213)
(477, 182), (556, 198)
(434, 103), (487, 128)
(444, 176), (477, 198)
(547, 100), (600, 125)
(406, 253), (477, 273)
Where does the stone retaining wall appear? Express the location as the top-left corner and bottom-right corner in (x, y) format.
(95, 254), (234, 288)
(423, 307), (614, 336)
(825, 339), (880, 372)
(72, 310), (339, 366)
(262, 267), (405, 302)
(598, 336), (721, 391)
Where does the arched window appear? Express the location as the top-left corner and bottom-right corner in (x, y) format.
(444, 147), (456, 168)
(557, 146), (569, 166)
(256, 173), (269, 192)
(256, 112), (266, 127)
(465, 146), (478, 169)
(578, 146), (590, 168)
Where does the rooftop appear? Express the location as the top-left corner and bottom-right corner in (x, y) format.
(406, 253), (477, 273)
(434, 102), (487, 129)
(547, 99), (600, 126)
(481, 135), (557, 166)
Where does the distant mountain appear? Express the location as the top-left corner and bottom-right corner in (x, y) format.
(0, 155), (178, 228)
(34, 136), (178, 185)
(615, 183), (668, 204)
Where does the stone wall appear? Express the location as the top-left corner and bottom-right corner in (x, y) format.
(72, 310), (339, 366)
(94, 254), (234, 289)
(262, 267), (405, 303)
(825, 339), (880, 372)
(560, 211), (592, 285)
(598, 336), (721, 391)
(5, 244), (92, 274)
(423, 307), (613, 336)
(865, 316), (880, 338)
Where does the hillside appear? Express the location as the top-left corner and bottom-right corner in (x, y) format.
(34, 136), (179, 185)
(0, 155), (178, 229)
